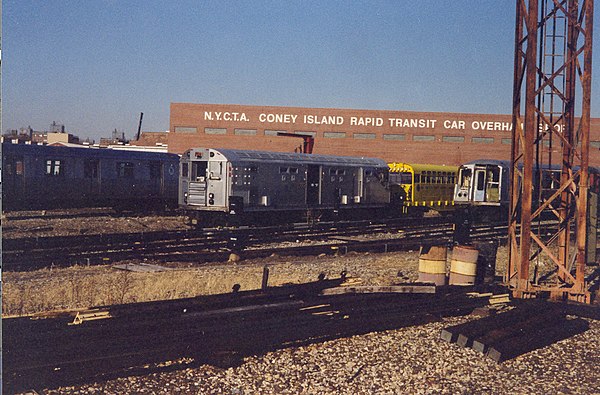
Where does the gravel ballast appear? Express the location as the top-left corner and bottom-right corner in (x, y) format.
(4, 211), (600, 394)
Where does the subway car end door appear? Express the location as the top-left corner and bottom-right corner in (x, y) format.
(206, 158), (228, 208)
(473, 168), (487, 202)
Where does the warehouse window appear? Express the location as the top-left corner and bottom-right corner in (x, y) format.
(265, 130), (287, 136)
(204, 128), (227, 135)
(413, 135), (435, 141)
(443, 136), (465, 143)
(295, 131), (316, 137)
(45, 159), (63, 176)
(116, 162), (135, 178)
(591, 141), (600, 149)
(353, 133), (376, 139)
(234, 129), (257, 136)
(472, 137), (494, 144)
(383, 134), (405, 141)
(502, 138), (512, 145)
(174, 126), (198, 134)
(324, 132), (346, 138)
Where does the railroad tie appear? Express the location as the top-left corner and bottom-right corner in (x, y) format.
(440, 301), (557, 345)
(471, 308), (565, 354)
(486, 317), (589, 362)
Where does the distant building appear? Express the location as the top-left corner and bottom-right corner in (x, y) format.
(47, 132), (80, 145)
(3, 122), (80, 145)
(130, 131), (169, 147)
(98, 128), (128, 147)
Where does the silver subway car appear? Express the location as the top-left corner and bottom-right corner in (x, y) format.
(454, 160), (510, 207)
(179, 148), (390, 225)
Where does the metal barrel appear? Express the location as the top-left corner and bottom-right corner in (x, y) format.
(418, 245), (447, 286)
(449, 245), (479, 285)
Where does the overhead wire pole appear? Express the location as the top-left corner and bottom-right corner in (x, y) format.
(508, 0), (594, 303)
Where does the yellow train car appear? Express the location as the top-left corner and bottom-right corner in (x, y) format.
(388, 163), (458, 213)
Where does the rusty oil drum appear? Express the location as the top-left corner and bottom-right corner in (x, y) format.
(449, 245), (479, 285)
(418, 245), (447, 286)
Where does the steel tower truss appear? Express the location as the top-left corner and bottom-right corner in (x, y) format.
(508, 0), (594, 302)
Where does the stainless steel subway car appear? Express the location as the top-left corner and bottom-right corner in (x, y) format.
(179, 148), (390, 225)
(454, 160), (510, 209)
(453, 159), (600, 223)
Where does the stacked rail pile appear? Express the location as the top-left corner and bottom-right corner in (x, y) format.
(4, 280), (494, 393)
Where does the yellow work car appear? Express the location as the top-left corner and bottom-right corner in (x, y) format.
(388, 162), (458, 214)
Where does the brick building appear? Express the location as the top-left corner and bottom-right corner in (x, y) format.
(169, 103), (600, 166)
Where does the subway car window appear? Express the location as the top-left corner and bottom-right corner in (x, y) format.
(84, 160), (99, 178)
(149, 161), (161, 179)
(117, 162), (135, 178)
(477, 171), (485, 191)
(45, 159), (63, 176)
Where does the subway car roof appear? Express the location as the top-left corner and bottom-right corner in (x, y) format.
(460, 158), (600, 174)
(388, 162), (458, 173)
(2, 142), (179, 160)
(185, 148), (388, 167)
(459, 159), (511, 167)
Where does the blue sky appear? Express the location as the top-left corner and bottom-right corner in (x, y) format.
(3, 1), (599, 141)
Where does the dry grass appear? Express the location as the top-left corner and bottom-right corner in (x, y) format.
(2, 252), (423, 317)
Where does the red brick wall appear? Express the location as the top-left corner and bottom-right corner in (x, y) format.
(169, 103), (600, 166)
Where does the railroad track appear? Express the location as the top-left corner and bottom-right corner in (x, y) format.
(3, 217), (558, 271)
(3, 278), (501, 393)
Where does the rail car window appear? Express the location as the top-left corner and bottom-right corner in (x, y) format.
(390, 172), (412, 184)
(45, 160), (63, 176)
(149, 162), (161, 179)
(5, 157), (24, 175)
(181, 163), (189, 178)
(541, 170), (560, 189)
(191, 162), (207, 180)
(116, 162), (135, 178)
(329, 169), (346, 176)
(476, 171), (485, 191)
(458, 168), (472, 188)
(84, 160), (99, 178)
